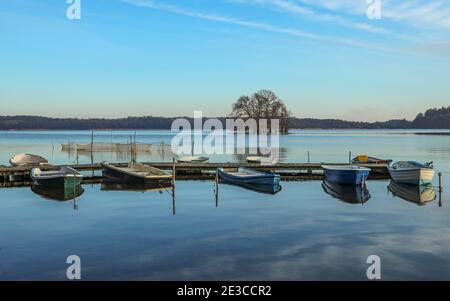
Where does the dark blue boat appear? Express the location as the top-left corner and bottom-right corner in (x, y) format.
(322, 165), (371, 186)
(217, 167), (281, 192)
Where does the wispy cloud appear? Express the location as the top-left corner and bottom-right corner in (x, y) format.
(122, 0), (391, 51)
(297, 0), (450, 30)
(229, 0), (390, 34)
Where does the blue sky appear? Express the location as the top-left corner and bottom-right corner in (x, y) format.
(0, 0), (449, 121)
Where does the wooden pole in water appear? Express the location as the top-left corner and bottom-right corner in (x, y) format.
(172, 157), (176, 214)
(90, 131), (94, 165)
(172, 188), (176, 215)
(215, 170), (219, 207)
(134, 131), (137, 162)
(307, 151), (312, 174)
(129, 135), (133, 163)
(172, 158), (176, 186)
(438, 172), (443, 193)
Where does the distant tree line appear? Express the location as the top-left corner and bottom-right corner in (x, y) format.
(1, 106), (449, 130)
(413, 106), (450, 129)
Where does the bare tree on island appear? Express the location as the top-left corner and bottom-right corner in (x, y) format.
(230, 90), (292, 134)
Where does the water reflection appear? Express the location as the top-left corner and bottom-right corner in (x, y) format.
(101, 182), (172, 192)
(219, 182), (282, 195)
(31, 184), (84, 202)
(321, 180), (371, 204)
(232, 147), (289, 164)
(101, 182), (176, 215)
(31, 184), (84, 210)
(388, 181), (436, 206)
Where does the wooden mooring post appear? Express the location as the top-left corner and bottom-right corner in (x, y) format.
(172, 158), (176, 215)
(171, 158), (176, 187)
(307, 151), (312, 174)
(215, 169), (219, 207)
(438, 172), (443, 193)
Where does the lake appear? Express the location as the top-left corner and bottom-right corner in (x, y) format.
(0, 129), (449, 280)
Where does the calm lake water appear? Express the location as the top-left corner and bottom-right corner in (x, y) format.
(1, 129), (450, 280)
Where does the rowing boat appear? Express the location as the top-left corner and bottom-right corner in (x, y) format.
(102, 162), (172, 184)
(388, 161), (435, 186)
(10, 153), (49, 167)
(218, 167), (280, 191)
(322, 165), (371, 186)
(352, 155), (392, 165)
(177, 156), (209, 163)
(30, 166), (83, 189)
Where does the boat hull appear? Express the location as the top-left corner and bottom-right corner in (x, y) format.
(389, 168), (435, 185)
(102, 165), (172, 185)
(218, 168), (280, 191)
(323, 168), (370, 186)
(31, 175), (82, 189)
(178, 156), (209, 163)
(10, 154), (48, 167)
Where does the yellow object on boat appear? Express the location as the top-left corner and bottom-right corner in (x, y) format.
(356, 155), (369, 163)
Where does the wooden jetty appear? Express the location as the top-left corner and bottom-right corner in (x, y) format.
(0, 162), (390, 187)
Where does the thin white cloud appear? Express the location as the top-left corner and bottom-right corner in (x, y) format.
(122, 0), (392, 51)
(297, 0), (450, 30)
(230, 0), (390, 34)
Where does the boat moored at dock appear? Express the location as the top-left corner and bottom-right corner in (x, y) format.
(218, 167), (281, 193)
(30, 166), (83, 189)
(177, 156), (209, 163)
(102, 162), (172, 184)
(352, 155), (392, 165)
(246, 156), (275, 164)
(388, 161), (435, 186)
(322, 165), (371, 186)
(10, 154), (49, 167)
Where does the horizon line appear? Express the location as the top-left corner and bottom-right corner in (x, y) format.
(0, 114), (414, 124)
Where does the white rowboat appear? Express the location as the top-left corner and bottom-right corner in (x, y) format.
(177, 156), (209, 163)
(388, 161), (435, 186)
(9, 154), (49, 167)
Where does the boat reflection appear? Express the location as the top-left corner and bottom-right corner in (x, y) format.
(220, 182), (282, 195)
(322, 180), (371, 204)
(388, 180), (436, 206)
(101, 181), (172, 192)
(31, 184), (84, 202)
(102, 181), (176, 214)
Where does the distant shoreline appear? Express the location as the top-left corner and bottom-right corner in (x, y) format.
(1, 106), (450, 130)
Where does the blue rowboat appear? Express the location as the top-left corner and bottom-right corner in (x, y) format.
(217, 167), (281, 191)
(322, 165), (371, 186)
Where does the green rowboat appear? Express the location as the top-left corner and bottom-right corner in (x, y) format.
(30, 166), (83, 189)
